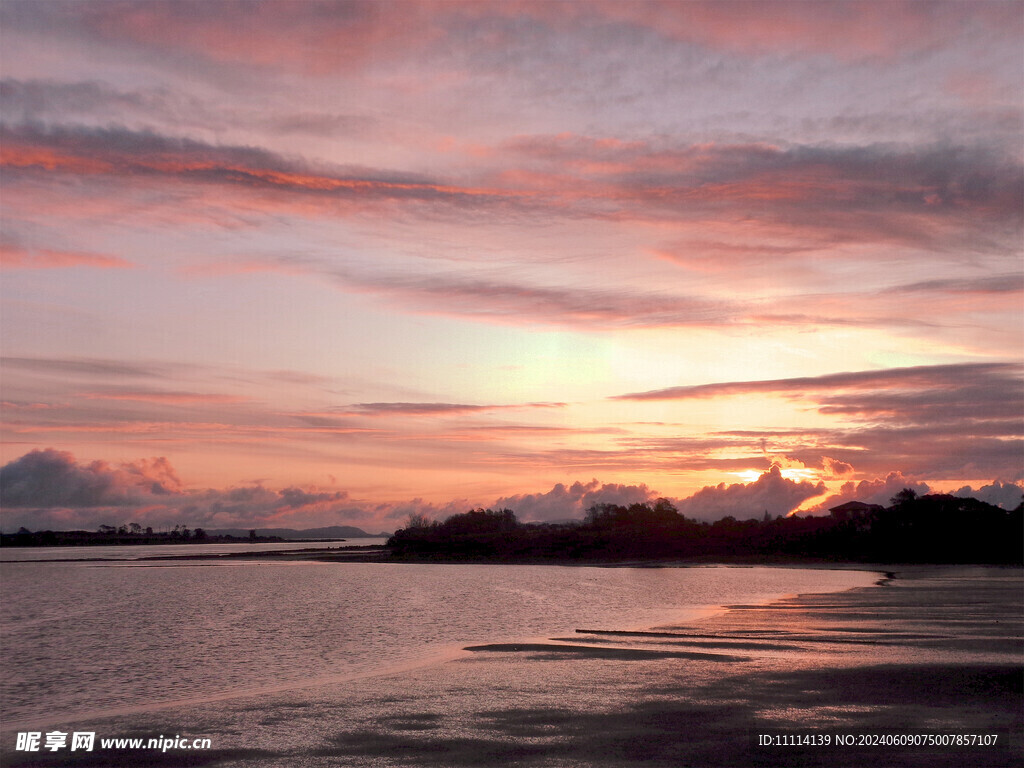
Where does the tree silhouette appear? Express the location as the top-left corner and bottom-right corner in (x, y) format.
(890, 488), (919, 507)
(384, 491), (1021, 564)
(406, 512), (433, 529)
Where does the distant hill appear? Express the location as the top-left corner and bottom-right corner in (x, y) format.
(207, 526), (391, 540)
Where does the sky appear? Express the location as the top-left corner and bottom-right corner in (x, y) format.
(1, 0), (1022, 533)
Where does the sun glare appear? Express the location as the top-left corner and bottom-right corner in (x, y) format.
(733, 470), (763, 483)
(732, 467), (820, 484)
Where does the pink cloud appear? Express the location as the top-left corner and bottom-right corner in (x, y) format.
(120, 456), (184, 495)
(508, 1), (1021, 62)
(0, 448), (183, 510)
(342, 402), (564, 417)
(57, 0), (440, 76)
(493, 479), (659, 523)
(80, 391), (251, 405)
(3, 420), (376, 441)
(0, 401), (57, 411)
(502, 137), (1023, 233)
(952, 481), (1024, 510)
(615, 364), (1022, 482)
(0, 243), (132, 270)
(821, 456), (855, 479)
(2, 448), (1018, 534)
(12, 1), (1019, 80)
(0, 124), (530, 207)
(614, 362), (1020, 401)
(330, 267), (738, 330)
(0, 448), (378, 531)
(811, 472), (932, 512)
(8, 124), (1020, 254)
(673, 465), (826, 522)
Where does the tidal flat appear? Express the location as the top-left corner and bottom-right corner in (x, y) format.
(2, 566), (1020, 768)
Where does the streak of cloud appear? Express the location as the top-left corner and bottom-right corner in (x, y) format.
(348, 403), (496, 416)
(614, 363), (1021, 401)
(0, 243), (132, 270)
(6, 1), (1018, 75)
(0, 124), (528, 208)
(1, 356), (165, 379)
(331, 267), (737, 329)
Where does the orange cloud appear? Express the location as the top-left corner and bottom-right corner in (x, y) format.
(1, 125), (546, 232)
(0, 134), (513, 201)
(6, 124), (1020, 266)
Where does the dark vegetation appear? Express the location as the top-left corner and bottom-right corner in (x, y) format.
(387, 490), (1023, 564)
(205, 525), (385, 540)
(0, 524), (284, 547)
(0, 524), (385, 547)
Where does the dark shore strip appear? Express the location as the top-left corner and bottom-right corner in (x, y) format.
(0, 545), (389, 564)
(1, 542), (1004, 579)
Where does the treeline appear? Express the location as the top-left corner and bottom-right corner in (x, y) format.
(0, 524), (284, 547)
(386, 491), (1023, 564)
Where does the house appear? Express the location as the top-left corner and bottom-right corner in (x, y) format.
(829, 500), (884, 528)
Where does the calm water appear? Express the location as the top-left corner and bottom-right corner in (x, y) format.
(0, 539), (389, 562)
(0, 557), (877, 727)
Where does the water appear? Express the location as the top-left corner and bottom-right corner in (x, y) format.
(0, 539), (388, 562)
(0, 557), (877, 728)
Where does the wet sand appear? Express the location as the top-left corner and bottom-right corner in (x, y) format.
(2, 565), (1021, 767)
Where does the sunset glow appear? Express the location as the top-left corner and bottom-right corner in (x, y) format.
(1, 0), (1021, 532)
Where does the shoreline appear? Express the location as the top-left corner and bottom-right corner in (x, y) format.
(4, 541), (1014, 573)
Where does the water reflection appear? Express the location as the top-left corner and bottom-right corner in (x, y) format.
(0, 562), (875, 726)
(0, 539), (389, 562)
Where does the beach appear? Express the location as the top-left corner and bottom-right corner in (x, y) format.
(2, 565), (1020, 768)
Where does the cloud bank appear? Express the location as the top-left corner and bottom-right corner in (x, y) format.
(673, 465), (826, 522)
(4, 448), (1020, 534)
(494, 480), (659, 523)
